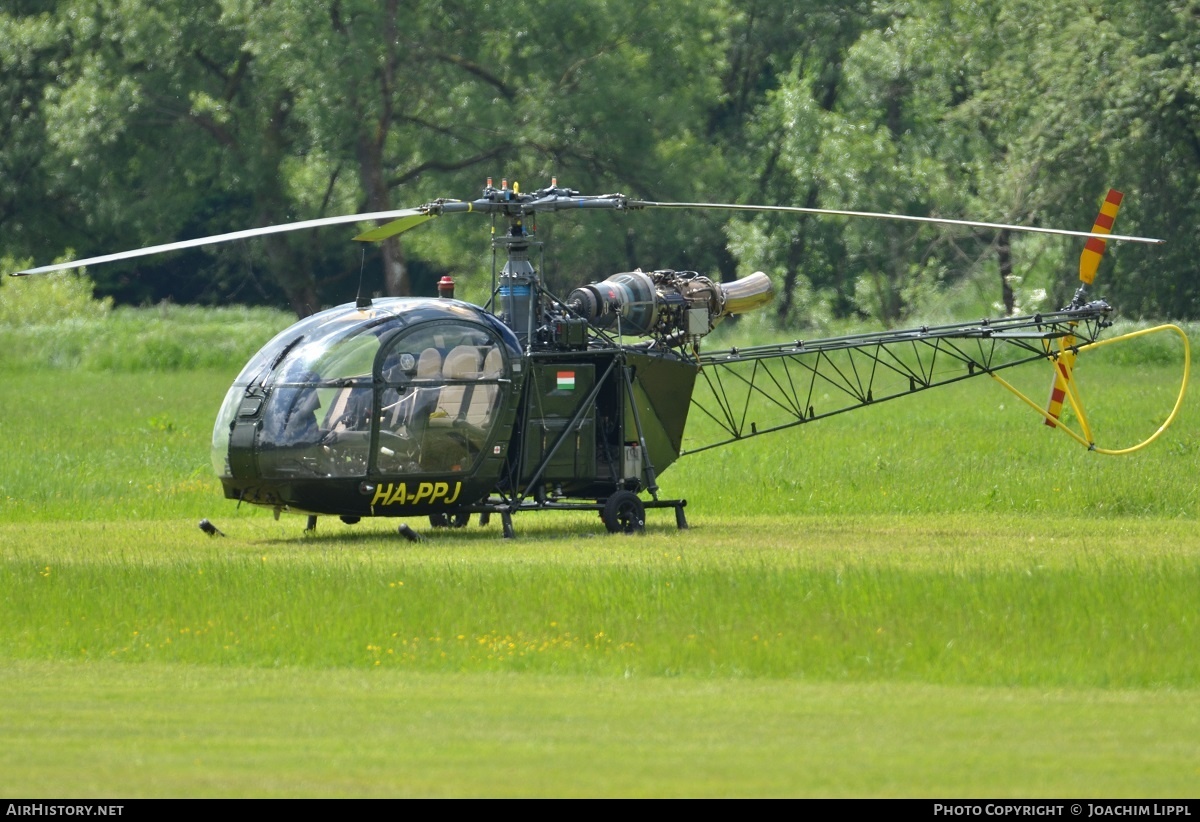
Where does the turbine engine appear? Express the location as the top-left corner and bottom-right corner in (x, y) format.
(566, 269), (774, 346)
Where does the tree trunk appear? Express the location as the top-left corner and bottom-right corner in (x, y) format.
(353, 0), (409, 297)
(262, 232), (320, 317)
(777, 185), (820, 323)
(258, 93), (320, 317)
(997, 228), (1015, 315)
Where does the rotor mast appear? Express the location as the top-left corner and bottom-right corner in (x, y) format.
(492, 181), (540, 344)
(356, 178), (639, 345)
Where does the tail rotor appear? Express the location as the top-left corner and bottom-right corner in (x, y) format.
(1043, 189), (1123, 428)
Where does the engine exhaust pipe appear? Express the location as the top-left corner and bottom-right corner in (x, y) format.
(718, 271), (774, 319)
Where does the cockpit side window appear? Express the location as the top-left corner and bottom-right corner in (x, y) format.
(255, 319), (390, 479)
(251, 317), (507, 480)
(375, 323), (507, 475)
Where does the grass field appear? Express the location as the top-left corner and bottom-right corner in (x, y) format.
(0, 307), (1196, 798)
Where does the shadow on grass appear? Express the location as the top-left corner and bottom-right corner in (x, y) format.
(246, 516), (685, 547)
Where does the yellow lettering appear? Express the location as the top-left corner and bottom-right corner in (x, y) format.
(412, 482), (433, 504)
(374, 480), (465, 508)
(371, 484), (393, 506)
(386, 484), (407, 505)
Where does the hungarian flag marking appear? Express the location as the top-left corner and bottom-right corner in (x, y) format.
(557, 371), (575, 391)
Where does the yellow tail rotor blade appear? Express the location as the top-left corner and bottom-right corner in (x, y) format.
(1046, 188), (1120, 425)
(1078, 189), (1123, 285)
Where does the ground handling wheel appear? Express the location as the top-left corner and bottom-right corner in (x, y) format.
(602, 490), (645, 534)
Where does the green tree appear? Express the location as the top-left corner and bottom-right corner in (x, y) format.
(10, 0), (1197, 322)
(0, 4), (83, 265)
(725, 0), (1200, 325)
(15, 0), (732, 313)
(10, 0), (323, 313)
(954, 0), (1200, 317)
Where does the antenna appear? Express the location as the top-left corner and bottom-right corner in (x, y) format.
(355, 247), (371, 308)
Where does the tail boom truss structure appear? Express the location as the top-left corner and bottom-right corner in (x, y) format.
(684, 302), (1114, 455)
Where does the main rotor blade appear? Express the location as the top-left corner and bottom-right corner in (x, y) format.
(630, 200), (1165, 245)
(11, 208), (430, 276)
(353, 212), (438, 242)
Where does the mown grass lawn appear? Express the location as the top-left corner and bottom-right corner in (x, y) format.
(1, 315), (1196, 797)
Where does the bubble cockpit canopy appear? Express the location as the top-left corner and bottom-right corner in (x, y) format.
(212, 298), (521, 483)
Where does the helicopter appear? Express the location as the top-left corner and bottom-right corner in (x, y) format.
(12, 181), (1189, 538)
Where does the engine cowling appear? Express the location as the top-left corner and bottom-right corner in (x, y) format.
(567, 270), (773, 344)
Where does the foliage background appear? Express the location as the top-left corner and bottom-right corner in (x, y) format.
(2, 0), (1196, 323)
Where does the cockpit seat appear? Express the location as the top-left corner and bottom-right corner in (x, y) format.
(436, 345), (483, 423)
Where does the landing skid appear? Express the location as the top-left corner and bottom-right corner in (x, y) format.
(299, 494), (687, 540)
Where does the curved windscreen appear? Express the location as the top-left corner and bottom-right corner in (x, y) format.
(213, 304), (511, 481)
